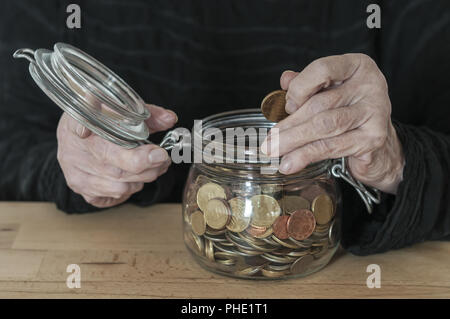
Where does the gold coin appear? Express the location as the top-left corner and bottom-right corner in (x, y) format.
(290, 254), (314, 274)
(311, 194), (334, 225)
(235, 265), (263, 276)
(204, 198), (231, 230)
(261, 90), (289, 122)
(279, 195), (310, 214)
(261, 267), (288, 278)
(250, 194), (281, 227)
(226, 197), (251, 233)
(190, 210), (206, 236)
(205, 239), (215, 262)
(196, 182), (227, 211)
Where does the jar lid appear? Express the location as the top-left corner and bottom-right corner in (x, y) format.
(13, 43), (149, 148)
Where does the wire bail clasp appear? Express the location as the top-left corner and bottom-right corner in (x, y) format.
(330, 157), (381, 214)
(159, 129), (187, 151)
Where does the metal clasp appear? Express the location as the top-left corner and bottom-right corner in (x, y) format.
(158, 129), (185, 151)
(330, 157), (381, 214)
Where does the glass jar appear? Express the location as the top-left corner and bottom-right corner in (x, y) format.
(182, 109), (342, 279)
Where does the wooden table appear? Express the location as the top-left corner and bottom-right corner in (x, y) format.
(0, 202), (449, 298)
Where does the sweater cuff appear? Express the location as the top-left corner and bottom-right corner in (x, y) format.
(342, 121), (428, 255)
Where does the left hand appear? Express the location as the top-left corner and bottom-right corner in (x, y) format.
(261, 53), (405, 194)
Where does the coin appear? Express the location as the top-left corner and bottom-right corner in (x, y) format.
(272, 215), (290, 240)
(290, 254), (314, 274)
(226, 197), (251, 233)
(261, 267), (287, 278)
(254, 227), (274, 239)
(287, 209), (316, 241)
(204, 198), (231, 230)
(190, 210), (206, 236)
(185, 231), (204, 255)
(235, 265), (263, 276)
(250, 194), (281, 227)
(328, 218), (340, 247)
(205, 239), (215, 262)
(196, 182), (227, 212)
(261, 90), (289, 122)
(279, 195), (310, 214)
(311, 194), (334, 225)
(246, 225), (268, 237)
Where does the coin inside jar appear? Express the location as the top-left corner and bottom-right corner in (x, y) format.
(312, 194), (334, 225)
(279, 195), (310, 214)
(250, 194), (281, 227)
(226, 197), (251, 233)
(290, 254), (314, 274)
(260, 90), (289, 122)
(204, 198), (231, 230)
(272, 215), (290, 240)
(196, 182), (227, 212)
(287, 209), (316, 241)
(190, 210), (206, 236)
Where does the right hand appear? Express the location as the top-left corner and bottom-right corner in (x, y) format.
(56, 104), (177, 208)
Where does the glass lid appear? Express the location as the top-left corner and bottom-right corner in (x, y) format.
(13, 43), (150, 148)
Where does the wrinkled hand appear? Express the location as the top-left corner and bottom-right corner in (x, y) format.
(261, 54), (404, 194)
(57, 104), (177, 208)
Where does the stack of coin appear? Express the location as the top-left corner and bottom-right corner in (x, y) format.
(184, 175), (340, 279)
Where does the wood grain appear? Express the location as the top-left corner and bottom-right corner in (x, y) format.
(0, 202), (449, 298)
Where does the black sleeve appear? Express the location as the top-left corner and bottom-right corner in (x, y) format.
(0, 1), (175, 213)
(341, 0), (450, 255)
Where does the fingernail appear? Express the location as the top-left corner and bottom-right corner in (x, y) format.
(279, 160), (292, 174)
(76, 124), (84, 137)
(162, 110), (178, 124)
(149, 148), (168, 165)
(285, 100), (297, 114)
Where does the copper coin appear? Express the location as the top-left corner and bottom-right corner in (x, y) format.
(286, 209), (316, 241)
(261, 90), (289, 122)
(272, 215), (290, 240)
(246, 225), (268, 237)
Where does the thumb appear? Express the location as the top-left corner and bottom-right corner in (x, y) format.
(75, 122), (92, 138)
(65, 114), (91, 139)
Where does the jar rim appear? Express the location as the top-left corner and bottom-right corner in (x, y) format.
(193, 108), (331, 179)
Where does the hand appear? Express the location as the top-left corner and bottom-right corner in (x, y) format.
(261, 54), (405, 194)
(56, 104), (177, 208)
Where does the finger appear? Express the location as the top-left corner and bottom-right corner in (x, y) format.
(285, 54), (362, 114)
(262, 103), (372, 157)
(278, 129), (365, 174)
(82, 194), (131, 208)
(75, 171), (143, 199)
(280, 70), (298, 90)
(64, 113), (92, 138)
(104, 159), (171, 183)
(274, 82), (356, 132)
(73, 148), (171, 182)
(144, 104), (178, 134)
(87, 136), (170, 174)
